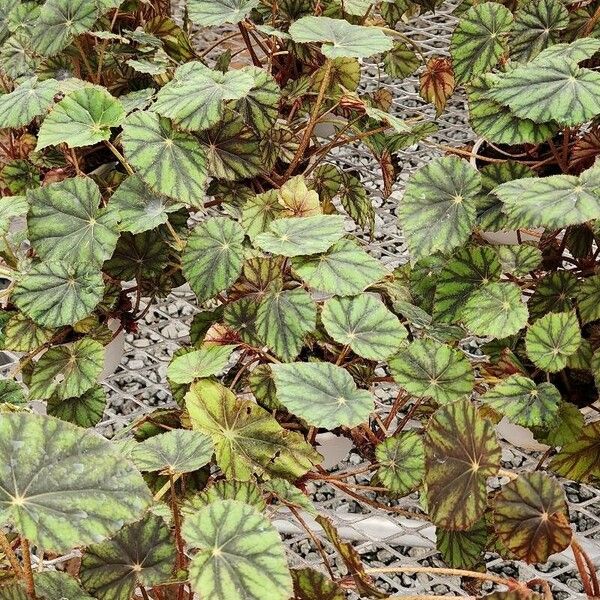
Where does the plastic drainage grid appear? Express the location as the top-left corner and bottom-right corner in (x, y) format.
(0, 3), (599, 599)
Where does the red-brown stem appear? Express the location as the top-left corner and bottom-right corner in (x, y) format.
(238, 23), (262, 67)
(0, 531), (23, 578)
(169, 474), (185, 573)
(21, 538), (36, 600)
(392, 397), (423, 435)
(572, 539), (600, 598)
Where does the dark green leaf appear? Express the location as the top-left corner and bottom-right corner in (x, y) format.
(436, 519), (487, 569)
(291, 568), (344, 600)
(529, 271), (577, 319)
(576, 274), (600, 324)
(383, 42), (420, 79)
(47, 385), (107, 428)
(550, 421), (600, 483)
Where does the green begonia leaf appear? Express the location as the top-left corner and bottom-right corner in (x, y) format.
(467, 74), (557, 145)
(437, 519), (487, 570)
(399, 156), (481, 261)
(262, 478), (316, 516)
(0, 380), (26, 406)
(105, 230), (168, 280)
(291, 568), (345, 600)
(182, 480), (265, 516)
(182, 217), (245, 302)
(122, 111), (207, 206)
(187, 0), (259, 26)
(13, 261), (104, 328)
(3, 313), (53, 352)
(460, 281), (528, 338)
(242, 190), (283, 240)
(338, 172), (375, 233)
(131, 429), (214, 474)
(235, 67), (281, 133)
(493, 472), (571, 563)
(535, 38), (600, 62)
(383, 42), (420, 79)
(389, 339), (474, 404)
(256, 288), (317, 362)
(186, 379), (321, 480)
(292, 239), (387, 296)
(538, 401), (584, 447)
(80, 514), (176, 600)
(433, 246), (502, 323)
(494, 244), (542, 276)
(0, 195), (27, 236)
(510, 0), (569, 62)
(289, 16), (392, 59)
(154, 62), (254, 132)
(31, 0), (99, 56)
(0, 412), (151, 552)
(109, 175), (183, 234)
(322, 294), (407, 361)
(576, 274), (600, 324)
(37, 87), (125, 150)
(550, 421), (600, 483)
(0, 159), (39, 194)
(480, 375), (560, 428)
(525, 311), (582, 372)
(0, 77), (58, 128)
(254, 215), (345, 257)
(272, 362), (374, 428)
(248, 364), (281, 410)
(450, 2), (513, 84)
(167, 344), (236, 384)
(29, 338), (104, 401)
(47, 385), (107, 428)
(529, 271), (577, 318)
(1, 571), (97, 600)
(182, 499), (292, 600)
(493, 163), (600, 229)
(375, 431), (425, 495)
(425, 399), (501, 530)
(27, 176), (119, 267)
(485, 56), (600, 126)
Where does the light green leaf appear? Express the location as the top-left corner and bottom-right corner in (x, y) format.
(492, 472), (571, 563)
(494, 244), (542, 276)
(525, 311), (582, 372)
(537, 401), (584, 447)
(183, 480), (266, 516)
(254, 215), (345, 257)
(0, 195), (27, 236)
(510, 0), (569, 62)
(186, 379), (321, 480)
(535, 38), (600, 62)
(242, 190), (283, 240)
(2, 313), (53, 353)
(31, 0), (99, 56)
(493, 163), (600, 229)
(182, 499), (292, 600)
(187, 0), (259, 26)
(27, 176), (119, 267)
(425, 399), (501, 530)
(289, 16), (392, 59)
(0, 412), (151, 552)
(485, 56), (600, 126)
(549, 421), (600, 483)
(292, 239), (387, 296)
(122, 111), (207, 205)
(389, 339), (474, 404)
(461, 282), (528, 338)
(0, 380), (26, 406)
(13, 261), (104, 328)
(47, 385), (107, 428)
(467, 74), (557, 145)
(29, 338), (104, 401)
(263, 478), (316, 516)
(450, 2), (513, 84)
(375, 431), (425, 495)
(131, 429), (214, 474)
(481, 375), (560, 428)
(272, 362), (374, 428)
(167, 344), (236, 384)
(399, 156), (481, 261)
(0, 77), (59, 128)
(182, 217), (245, 302)
(256, 289), (317, 362)
(235, 67), (281, 133)
(576, 274), (600, 324)
(437, 519), (487, 570)
(154, 62), (254, 131)
(109, 175), (183, 234)
(80, 514), (176, 600)
(322, 294), (406, 361)
(37, 87), (124, 150)
(433, 246), (502, 323)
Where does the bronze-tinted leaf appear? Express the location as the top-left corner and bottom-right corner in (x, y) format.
(420, 57), (455, 116)
(493, 472), (572, 563)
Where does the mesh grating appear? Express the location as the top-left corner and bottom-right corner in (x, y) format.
(1, 3), (599, 598)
